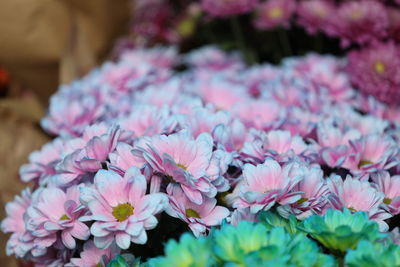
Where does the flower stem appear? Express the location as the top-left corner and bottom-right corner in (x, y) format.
(277, 28), (292, 57)
(230, 17), (255, 64)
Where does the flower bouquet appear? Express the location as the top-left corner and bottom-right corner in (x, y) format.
(2, 0), (400, 266)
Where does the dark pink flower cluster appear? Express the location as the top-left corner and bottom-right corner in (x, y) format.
(2, 46), (400, 266)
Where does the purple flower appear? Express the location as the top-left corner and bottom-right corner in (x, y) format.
(201, 0), (258, 18)
(254, 0), (296, 30)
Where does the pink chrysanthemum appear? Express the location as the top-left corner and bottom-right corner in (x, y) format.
(328, 175), (391, 231)
(233, 160), (303, 213)
(67, 240), (119, 267)
(1, 189), (33, 258)
(133, 131), (230, 204)
(296, 0), (335, 35)
(371, 172), (400, 215)
(332, 0), (388, 46)
(254, 0), (296, 30)
(165, 186), (229, 237)
(347, 42), (400, 106)
(201, 0), (258, 18)
(242, 130), (308, 163)
(26, 186), (90, 250)
(80, 167), (167, 249)
(278, 166), (330, 219)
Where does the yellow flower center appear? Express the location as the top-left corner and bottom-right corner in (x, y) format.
(112, 203), (134, 222)
(96, 263), (102, 267)
(358, 160), (373, 168)
(268, 7), (283, 19)
(177, 163), (187, 170)
(297, 198), (309, 204)
(348, 207), (357, 212)
(374, 62), (385, 74)
(185, 208), (201, 218)
(383, 198), (392, 205)
(59, 214), (70, 221)
(350, 10), (363, 20)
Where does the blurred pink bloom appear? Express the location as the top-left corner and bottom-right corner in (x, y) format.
(165, 186), (229, 237)
(347, 42), (400, 106)
(26, 186), (89, 250)
(201, 0), (258, 18)
(254, 0), (296, 30)
(233, 160), (303, 213)
(332, 0), (388, 46)
(296, 0), (335, 34)
(80, 168), (167, 249)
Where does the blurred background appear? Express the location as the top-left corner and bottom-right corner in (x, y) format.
(0, 1), (131, 265)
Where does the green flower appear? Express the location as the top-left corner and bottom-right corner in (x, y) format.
(299, 209), (383, 254)
(212, 221), (269, 263)
(345, 240), (400, 267)
(147, 233), (214, 267)
(259, 211), (300, 235)
(107, 255), (141, 267)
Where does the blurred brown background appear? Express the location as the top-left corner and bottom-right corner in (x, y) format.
(0, 0), (131, 265)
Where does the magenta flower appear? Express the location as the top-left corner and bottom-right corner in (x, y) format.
(347, 42), (400, 106)
(201, 0), (258, 18)
(328, 175), (391, 231)
(1, 189), (34, 258)
(278, 166), (330, 219)
(80, 167), (167, 249)
(254, 0), (296, 30)
(133, 131), (224, 204)
(233, 160), (303, 213)
(165, 186), (229, 237)
(332, 0), (388, 47)
(67, 240), (120, 267)
(26, 185), (89, 250)
(296, 0), (335, 35)
(371, 172), (400, 215)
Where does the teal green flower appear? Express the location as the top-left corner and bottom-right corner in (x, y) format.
(212, 221), (269, 263)
(147, 233), (214, 267)
(299, 209), (384, 254)
(107, 255), (141, 267)
(259, 211), (300, 234)
(345, 240), (400, 267)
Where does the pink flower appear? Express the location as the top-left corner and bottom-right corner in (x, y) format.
(26, 185), (90, 250)
(80, 167), (167, 249)
(233, 160), (303, 213)
(242, 130), (308, 163)
(278, 166), (330, 219)
(165, 186), (229, 237)
(108, 143), (146, 175)
(54, 126), (121, 186)
(201, 0), (258, 18)
(296, 0), (335, 35)
(347, 42), (400, 106)
(67, 240), (120, 267)
(327, 175), (391, 231)
(118, 104), (177, 137)
(254, 0), (296, 30)
(133, 131), (223, 204)
(185, 46), (244, 71)
(1, 189), (34, 258)
(371, 172), (400, 215)
(20, 138), (65, 185)
(332, 0), (388, 47)
(228, 208), (258, 226)
(342, 135), (399, 175)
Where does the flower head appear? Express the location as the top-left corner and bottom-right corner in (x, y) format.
(254, 0), (296, 30)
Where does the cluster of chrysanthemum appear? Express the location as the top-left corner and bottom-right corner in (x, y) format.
(110, 209), (400, 267)
(116, 0), (400, 106)
(2, 46), (400, 266)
